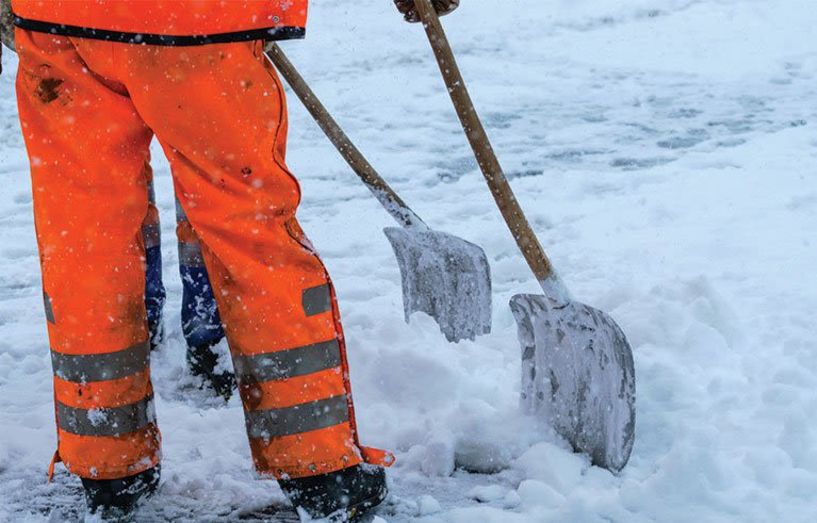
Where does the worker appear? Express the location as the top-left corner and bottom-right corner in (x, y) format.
(1, 0), (460, 520)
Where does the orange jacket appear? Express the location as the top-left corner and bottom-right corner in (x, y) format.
(11, 0), (308, 45)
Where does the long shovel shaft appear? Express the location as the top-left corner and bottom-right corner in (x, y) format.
(265, 44), (426, 231)
(413, 0), (556, 286)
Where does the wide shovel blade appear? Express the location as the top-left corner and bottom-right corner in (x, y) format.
(510, 294), (636, 472)
(385, 227), (492, 342)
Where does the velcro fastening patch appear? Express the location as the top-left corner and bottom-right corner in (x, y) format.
(302, 284), (332, 317)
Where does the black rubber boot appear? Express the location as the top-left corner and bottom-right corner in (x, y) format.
(187, 341), (236, 400)
(81, 465), (160, 521)
(279, 465), (388, 522)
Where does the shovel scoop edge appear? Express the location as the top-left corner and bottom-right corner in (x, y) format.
(510, 293), (636, 473)
(384, 226), (492, 343)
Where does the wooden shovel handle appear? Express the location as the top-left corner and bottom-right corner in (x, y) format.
(413, 0), (555, 283)
(265, 44), (427, 231)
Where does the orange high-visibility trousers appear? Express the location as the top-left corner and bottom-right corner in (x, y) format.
(16, 29), (390, 481)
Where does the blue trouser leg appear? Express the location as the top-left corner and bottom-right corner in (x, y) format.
(144, 244), (166, 346)
(176, 199), (225, 348)
(176, 198), (230, 397)
(142, 176), (223, 351)
(144, 172), (166, 349)
(179, 264), (225, 348)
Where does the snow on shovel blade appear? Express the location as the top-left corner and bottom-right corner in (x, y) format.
(510, 294), (636, 473)
(384, 227), (492, 343)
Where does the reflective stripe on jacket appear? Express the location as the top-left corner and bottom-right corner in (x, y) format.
(11, 0), (308, 45)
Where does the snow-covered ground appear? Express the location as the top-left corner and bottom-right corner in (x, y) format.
(2, 0), (817, 521)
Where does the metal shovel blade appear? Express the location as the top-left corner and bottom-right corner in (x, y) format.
(510, 294), (636, 473)
(384, 227), (492, 343)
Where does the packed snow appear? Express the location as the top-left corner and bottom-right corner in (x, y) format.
(1, 0), (816, 521)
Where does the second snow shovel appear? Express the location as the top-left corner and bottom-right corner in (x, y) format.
(413, 0), (636, 472)
(265, 44), (492, 343)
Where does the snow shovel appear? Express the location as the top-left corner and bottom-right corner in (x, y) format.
(265, 44), (492, 343)
(413, 0), (636, 472)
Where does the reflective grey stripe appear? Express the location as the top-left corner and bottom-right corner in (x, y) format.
(246, 395), (349, 439)
(57, 395), (156, 437)
(142, 223), (161, 249)
(302, 284), (332, 317)
(43, 292), (55, 324)
(178, 242), (205, 267)
(234, 339), (341, 383)
(51, 342), (150, 383)
(175, 198), (188, 222)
